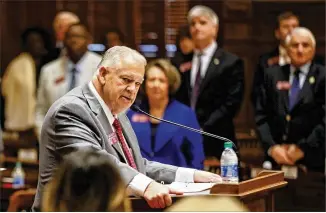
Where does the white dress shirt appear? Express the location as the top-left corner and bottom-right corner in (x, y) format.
(289, 62), (311, 90)
(35, 51), (101, 139)
(191, 41), (217, 88)
(279, 45), (291, 66)
(88, 82), (196, 196)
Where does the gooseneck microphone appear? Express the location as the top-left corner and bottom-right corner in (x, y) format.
(130, 105), (238, 150)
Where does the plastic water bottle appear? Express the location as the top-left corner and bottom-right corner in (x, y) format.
(12, 162), (25, 188)
(220, 142), (239, 183)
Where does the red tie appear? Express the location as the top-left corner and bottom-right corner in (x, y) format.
(113, 119), (138, 170)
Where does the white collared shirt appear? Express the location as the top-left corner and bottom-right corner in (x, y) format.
(279, 45), (291, 66)
(88, 82), (196, 196)
(66, 53), (89, 91)
(191, 41), (217, 87)
(289, 62), (311, 90)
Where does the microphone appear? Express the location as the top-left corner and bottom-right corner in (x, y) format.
(130, 105), (238, 150)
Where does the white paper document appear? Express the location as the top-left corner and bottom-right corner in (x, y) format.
(168, 182), (215, 193)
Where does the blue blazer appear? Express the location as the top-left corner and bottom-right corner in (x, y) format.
(127, 100), (205, 169)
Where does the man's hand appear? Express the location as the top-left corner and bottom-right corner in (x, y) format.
(143, 181), (183, 209)
(194, 170), (222, 183)
(287, 144), (304, 163)
(270, 144), (294, 165)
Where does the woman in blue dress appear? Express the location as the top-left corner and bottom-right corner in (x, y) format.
(127, 59), (205, 169)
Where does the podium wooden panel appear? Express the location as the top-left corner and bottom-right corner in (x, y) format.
(131, 170), (287, 212)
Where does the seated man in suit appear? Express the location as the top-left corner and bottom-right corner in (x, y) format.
(35, 23), (101, 139)
(32, 46), (222, 211)
(173, 5), (244, 158)
(255, 27), (325, 173)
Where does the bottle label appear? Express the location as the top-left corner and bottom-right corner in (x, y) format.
(12, 176), (25, 188)
(221, 164), (238, 178)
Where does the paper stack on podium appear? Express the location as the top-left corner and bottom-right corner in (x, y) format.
(168, 182), (215, 193)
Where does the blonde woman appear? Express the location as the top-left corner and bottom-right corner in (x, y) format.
(127, 59), (204, 169)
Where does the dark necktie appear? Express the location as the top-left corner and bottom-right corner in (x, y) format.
(191, 53), (203, 109)
(68, 67), (77, 91)
(112, 119), (138, 170)
(289, 69), (301, 110)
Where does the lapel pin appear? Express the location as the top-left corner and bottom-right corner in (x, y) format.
(309, 76), (315, 84)
(214, 58), (220, 65)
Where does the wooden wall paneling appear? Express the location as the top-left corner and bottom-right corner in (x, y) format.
(1, 1), (28, 73)
(140, 0), (165, 59)
(125, 0), (138, 49)
(92, 0), (119, 46)
(222, 0), (255, 131)
(133, 0), (142, 49)
(59, 0), (89, 26)
(252, 1), (325, 57)
(87, 0), (95, 42)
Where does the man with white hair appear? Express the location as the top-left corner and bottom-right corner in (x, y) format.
(255, 27), (325, 174)
(252, 11), (324, 105)
(174, 5), (244, 158)
(32, 46), (222, 211)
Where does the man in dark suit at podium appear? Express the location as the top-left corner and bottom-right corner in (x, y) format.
(174, 5), (244, 158)
(255, 27), (325, 173)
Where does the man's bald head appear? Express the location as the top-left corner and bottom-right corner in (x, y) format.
(53, 11), (80, 42)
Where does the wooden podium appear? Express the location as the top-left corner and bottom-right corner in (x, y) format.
(131, 170), (287, 212)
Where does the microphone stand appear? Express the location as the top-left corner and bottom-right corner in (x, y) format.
(130, 105), (243, 181)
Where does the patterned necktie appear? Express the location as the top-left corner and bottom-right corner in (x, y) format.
(289, 69), (301, 110)
(112, 119), (138, 170)
(191, 53), (203, 109)
(68, 67), (77, 91)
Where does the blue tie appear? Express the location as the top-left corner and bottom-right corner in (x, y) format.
(69, 67), (77, 91)
(289, 69), (301, 110)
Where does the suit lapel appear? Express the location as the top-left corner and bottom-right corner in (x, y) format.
(82, 84), (125, 158)
(198, 48), (223, 95)
(291, 64), (316, 111)
(180, 54), (193, 100)
(279, 65), (290, 112)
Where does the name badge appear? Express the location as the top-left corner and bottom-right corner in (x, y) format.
(281, 165), (298, 179)
(109, 132), (119, 145)
(54, 76), (65, 84)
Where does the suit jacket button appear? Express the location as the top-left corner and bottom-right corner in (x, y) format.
(282, 135), (287, 141)
(286, 115), (291, 122)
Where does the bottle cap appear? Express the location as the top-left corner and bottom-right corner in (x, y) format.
(224, 142), (233, 148)
(16, 162), (22, 168)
